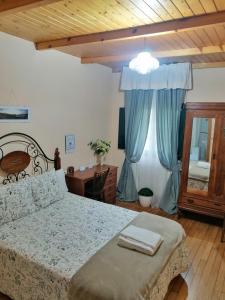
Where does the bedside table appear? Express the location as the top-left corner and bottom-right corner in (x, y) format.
(65, 164), (118, 204)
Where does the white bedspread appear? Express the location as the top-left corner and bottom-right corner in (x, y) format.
(0, 193), (137, 300)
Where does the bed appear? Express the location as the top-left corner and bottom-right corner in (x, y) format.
(0, 133), (189, 300)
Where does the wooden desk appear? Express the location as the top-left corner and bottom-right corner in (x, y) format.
(65, 164), (118, 204)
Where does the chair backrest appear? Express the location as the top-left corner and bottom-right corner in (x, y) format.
(93, 168), (110, 194)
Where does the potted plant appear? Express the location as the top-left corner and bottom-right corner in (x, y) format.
(88, 139), (111, 165)
(138, 187), (154, 207)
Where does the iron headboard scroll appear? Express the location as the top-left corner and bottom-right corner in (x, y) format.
(0, 132), (61, 185)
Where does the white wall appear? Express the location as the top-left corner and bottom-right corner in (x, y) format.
(1, 31), (225, 178)
(187, 68), (225, 102)
(107, 73), (124, 174)
(0, 32), (113, 171)
(108, 68), (225, 176)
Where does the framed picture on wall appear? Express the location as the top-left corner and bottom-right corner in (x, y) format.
(0, 106), (31, 122)
(65, 134), (75, 154)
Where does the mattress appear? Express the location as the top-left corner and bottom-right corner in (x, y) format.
(0, 193), (188, 300)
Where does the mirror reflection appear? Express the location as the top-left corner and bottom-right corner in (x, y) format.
(187, 117), (215, 194)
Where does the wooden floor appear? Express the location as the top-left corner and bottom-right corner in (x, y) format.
(1, 201), (225, 300)
(117, 201), (225, 300)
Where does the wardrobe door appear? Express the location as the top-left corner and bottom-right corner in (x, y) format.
(185, 113), (216, 198)
(214, 116), (225, 202)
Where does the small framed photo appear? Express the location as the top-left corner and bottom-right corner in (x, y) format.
(0, 106), (31, 122)
(65, 134), (75, 154)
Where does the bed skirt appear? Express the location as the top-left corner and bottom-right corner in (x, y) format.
(0, 240), (188, 300)
(144, 241), (188, 300)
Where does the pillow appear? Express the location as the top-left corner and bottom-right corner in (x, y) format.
(0, 179), (36, 226)
(31, 169), (65, 209)
(56, 169), (68, 192)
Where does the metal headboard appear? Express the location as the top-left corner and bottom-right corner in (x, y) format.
(0, 132), (61, 185)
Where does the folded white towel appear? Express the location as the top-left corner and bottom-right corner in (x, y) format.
(196, 161), (210, 169)
(118, 225), (163, 256)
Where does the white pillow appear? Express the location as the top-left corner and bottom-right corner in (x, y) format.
(0, 179), (36, 226)
(31, 169), (65, 209)
(56, 169), (68, 192)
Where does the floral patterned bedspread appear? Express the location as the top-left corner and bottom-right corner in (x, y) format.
(0, 193), (137, 300)
(0, 193), (188, 300)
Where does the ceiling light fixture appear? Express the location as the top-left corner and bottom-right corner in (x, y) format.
(129, 51), (159, 75)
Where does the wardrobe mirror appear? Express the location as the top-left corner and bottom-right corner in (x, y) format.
(187, 117), (215, 194)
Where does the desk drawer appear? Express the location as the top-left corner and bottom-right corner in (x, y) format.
(104, 184), (116, 193)
(105, 174), (117, 186)
(104, 169), (117, 204)
(105, 190), (116, 204)
(108, 168), (117, 177)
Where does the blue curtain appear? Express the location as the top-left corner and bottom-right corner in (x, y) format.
(118, 90), (153, 201)
(156, 89), (186, 214)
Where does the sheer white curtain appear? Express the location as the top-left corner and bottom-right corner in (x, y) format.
(132, 93), (170, 207)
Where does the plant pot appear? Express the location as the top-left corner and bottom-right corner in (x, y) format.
(139, 195), (153, 207)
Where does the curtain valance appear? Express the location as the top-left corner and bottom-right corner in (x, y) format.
(120, 63), (192, 91)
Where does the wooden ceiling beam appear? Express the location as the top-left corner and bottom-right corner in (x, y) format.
(36, 11), (225, 50)
(193, 62), (225, 69)
(0, 0), (61, 16)
(81, 45), (225, 64)
(111, 62), (225, 73)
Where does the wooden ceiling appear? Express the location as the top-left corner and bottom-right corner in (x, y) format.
(1, 0), (225, 72)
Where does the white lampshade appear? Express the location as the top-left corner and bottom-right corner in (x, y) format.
(129, 52), (159, 75)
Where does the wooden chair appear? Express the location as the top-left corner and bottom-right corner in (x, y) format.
(85, 168), (110, 202)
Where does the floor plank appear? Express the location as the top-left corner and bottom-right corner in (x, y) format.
(116, 200), (225, 300)
(0, 200), (225, 300)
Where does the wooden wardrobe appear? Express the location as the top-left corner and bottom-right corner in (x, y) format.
(178, 102), (225, 242)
